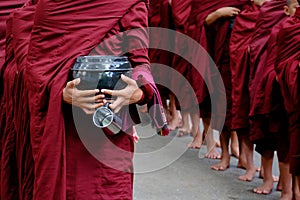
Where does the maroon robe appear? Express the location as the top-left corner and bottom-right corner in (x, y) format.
(170, 0), (192, 111)
(203, 0), (248, 130)
(230, 3), (260, 130)
(148, 0), (174, 97)
(275, 7), (300, 175)
(249, 17), (288, 141)
(0, 0), (26, 69)
(11, 3), (36, 199)
(249, 0), (286, 98)
(171, 0), (247, 130)
(0, 2), (29, 199)
(25, 0), (166, 199)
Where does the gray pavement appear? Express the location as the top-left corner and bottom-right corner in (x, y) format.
(133, 124), (281, 200)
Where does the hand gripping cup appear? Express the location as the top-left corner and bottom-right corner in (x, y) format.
(93, 102), (123, 134)
(71, 55), (132, 133)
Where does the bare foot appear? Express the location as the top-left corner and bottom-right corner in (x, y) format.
(280, 191), (293, 200)
(205, 147), (221, 159)
(211, 156), (230, 171)
(253, 180), (274, 195)
(204, 129), (221, 159)
(238, 167), (257, 182)
(168, 117), (181, 131)
(177, 128), (191, 137)
(188, 133), (202, 149)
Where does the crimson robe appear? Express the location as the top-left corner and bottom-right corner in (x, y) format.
(170, 0), (192, 111)
(230, 3), (260, 130)
(275, 7), (300, 175)
(249, 0), (286, 98)
(148, 0), (174, 97)
(249, 17), (288, 142)
(171, 0), (247, 130)
(11, 3), (36, 199)
(203, 0), (248, 130)
(25, 0), (166, 199)
(0, 1), (27, 199)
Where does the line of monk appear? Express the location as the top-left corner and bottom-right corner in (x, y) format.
(0, 0), (299, 199)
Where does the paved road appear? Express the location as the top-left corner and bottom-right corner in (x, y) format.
(133, 123), (281, 200)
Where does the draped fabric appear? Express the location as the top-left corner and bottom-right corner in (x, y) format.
(230, 2), (260, 130)
(171, 0), (247, 130)
(24, 0), (167, 199)
(202, 0), (248, 130)
(0, 0), (26, 69)
(249, 0), (286, 99)
(0, 1), (28, 199)
(244, 0), (287, 142)
(249, 17), (288, 143)
(275, 7), (300, 175)
(170, 0), (193, 111)
(148, 0), (174, 98)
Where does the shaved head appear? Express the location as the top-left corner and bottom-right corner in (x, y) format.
(284, 0), (299, 16)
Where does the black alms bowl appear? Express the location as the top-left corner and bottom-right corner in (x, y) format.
(71, 56), (132, 94)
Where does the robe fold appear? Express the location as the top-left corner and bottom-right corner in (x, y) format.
(275, 7), (300, 175)
(25, 0), (166, 199)
(11, 4), (36, 199)
(230, 3), (260, 130)
(0, 0), (26, 69)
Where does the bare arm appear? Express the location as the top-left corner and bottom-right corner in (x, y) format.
(205, 7), (240, 26)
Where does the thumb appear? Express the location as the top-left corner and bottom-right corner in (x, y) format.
(66, 78), (80, 88)
(121, 74), (135, 85)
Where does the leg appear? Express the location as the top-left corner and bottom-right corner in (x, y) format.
(177, 111), (191, 137)
(237, 130), (256, 181)
(167, 93), (181, 130)
(211, 128), (230, 170)
(202, 117), (221, 159)
(293, 176), (300, 200)
(162, 96), (172, 123)
(230, 131), (239, 158)
(277, 162), (292, 200)
(253, 150), (274, 195)
(187, 111), (202, 149)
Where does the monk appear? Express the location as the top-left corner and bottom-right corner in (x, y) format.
(275, 4), (300, 199)
(203, 1), (251, 169)
(0, 1), (29, 199)
(24, 0), (168, 199)
(148, 0), (177, 129)
(227, 1), (260, 175)
(249, 0), (298, 197)
(174, 0), (247, 159)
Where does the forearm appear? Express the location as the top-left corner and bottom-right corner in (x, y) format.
(205, 10), (222, 26)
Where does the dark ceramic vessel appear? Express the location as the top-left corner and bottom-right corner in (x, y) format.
(71, 56), (132, 94)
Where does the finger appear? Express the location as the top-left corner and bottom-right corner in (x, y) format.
(109, 98), (123, 112)
(79, 95), (104, 103)
(232, 8), (241, 12)
(82, 102), (102, 111)
(82, 108), (94, 115)
(120, 74), (136, 85)
(101, 89), (121, 97)
(77, 88), (100, 96)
